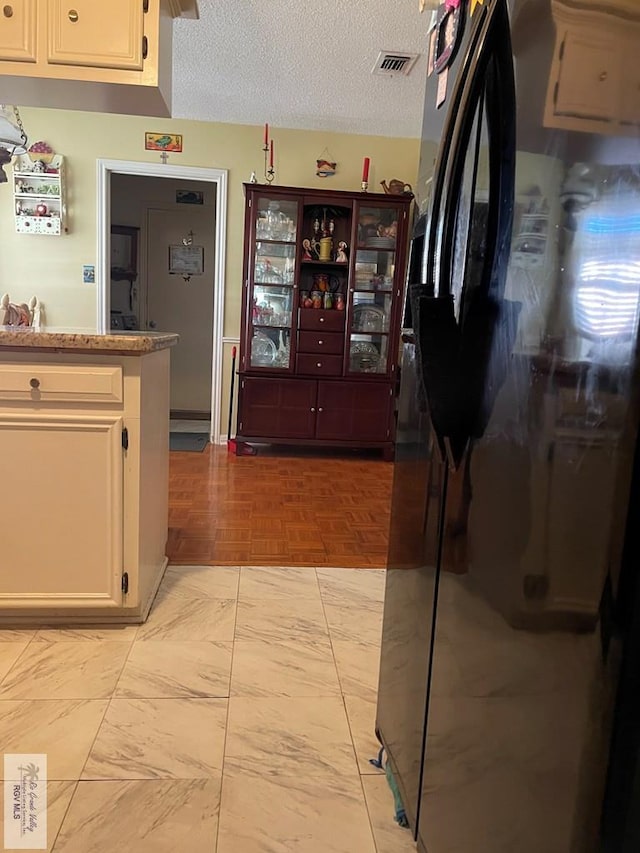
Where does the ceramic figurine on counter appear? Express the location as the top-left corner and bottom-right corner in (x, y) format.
(0, 293), (40, 327)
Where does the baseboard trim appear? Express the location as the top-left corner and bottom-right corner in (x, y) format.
(170, 410), (211, 421)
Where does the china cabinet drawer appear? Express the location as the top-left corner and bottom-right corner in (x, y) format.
(298, 331), (344, 355)
(296, 353), (343, 376)
(299, 309), (346, 333)
(0, 364), (123, 403)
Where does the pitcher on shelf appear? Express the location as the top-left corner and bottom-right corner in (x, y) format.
(318, 236), (333, 262)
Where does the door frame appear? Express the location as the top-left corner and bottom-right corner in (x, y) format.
(96, 159), (228, 443)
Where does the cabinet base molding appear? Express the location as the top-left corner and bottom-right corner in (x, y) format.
(0, 558), (168, 626)
(234, 437), (395, 461)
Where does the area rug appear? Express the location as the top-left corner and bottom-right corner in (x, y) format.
(169, 432), (209, 452)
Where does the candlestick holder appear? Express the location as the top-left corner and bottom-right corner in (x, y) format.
(361, 180), (369, 193)
(263, 144), (275, 184)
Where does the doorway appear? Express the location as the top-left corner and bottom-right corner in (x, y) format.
(96, 160), (228, 443)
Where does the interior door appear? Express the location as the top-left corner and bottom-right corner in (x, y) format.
(146, 206), (216, 415)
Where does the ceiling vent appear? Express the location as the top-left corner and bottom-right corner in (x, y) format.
(372, 51), (419, 76)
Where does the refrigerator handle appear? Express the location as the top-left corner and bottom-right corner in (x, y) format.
(436, 0), (516, 303)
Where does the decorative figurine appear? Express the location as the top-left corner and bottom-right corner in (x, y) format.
(302, 239), (315, 261)
(336, 241), (349, 263)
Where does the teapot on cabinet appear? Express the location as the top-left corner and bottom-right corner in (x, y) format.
(380, 178), (413, 196)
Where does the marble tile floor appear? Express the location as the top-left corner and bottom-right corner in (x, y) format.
(0, 565), (416, 853)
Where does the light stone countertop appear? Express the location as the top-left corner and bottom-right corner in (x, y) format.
(0, 327), (179, 355)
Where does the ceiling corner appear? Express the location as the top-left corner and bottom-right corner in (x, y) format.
(167, 0), (200, 20)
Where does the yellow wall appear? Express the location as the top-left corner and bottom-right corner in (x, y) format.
(0, 106), (420, 436)
(0, 107), (419, 331)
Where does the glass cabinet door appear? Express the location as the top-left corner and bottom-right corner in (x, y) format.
(249, 196), (298, 370)
(349, 204), (401, 375)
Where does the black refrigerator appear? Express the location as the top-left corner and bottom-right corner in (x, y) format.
(376, 0), (640, 851)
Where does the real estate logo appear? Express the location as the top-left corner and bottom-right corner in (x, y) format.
(3, 754), (47, 850)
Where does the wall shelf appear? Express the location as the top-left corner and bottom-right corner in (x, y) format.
(12, 153), (67, 236)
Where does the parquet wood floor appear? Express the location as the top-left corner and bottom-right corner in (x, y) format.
(167, 444), (393, 567)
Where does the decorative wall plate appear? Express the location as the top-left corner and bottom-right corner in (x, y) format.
(434, 1), (465, 74)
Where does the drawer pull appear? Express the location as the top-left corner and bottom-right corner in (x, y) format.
(599, 71), (607, 82)
(3, 6), (13, 18)
(316, 362), (322, 368)
(319, 317), (325, 323)
(29, 377), (40, 389)
(318, 340), (324, 345)
(68, 8), (79, 21)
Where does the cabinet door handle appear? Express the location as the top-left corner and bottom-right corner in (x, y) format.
(599, 71), (608, 82)
(29, 377), (40, 389)
(318, 407), (324, 413)
(68, 8), (79, 22)
(310, 407), (316, 412)
(142, 35), (148, 59)
(3, 6), (13, 18)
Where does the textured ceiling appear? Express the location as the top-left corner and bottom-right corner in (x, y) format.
(172, 0), (432, 138)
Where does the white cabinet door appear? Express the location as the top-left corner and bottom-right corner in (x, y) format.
(621, 39), (640, 126)
(47, 0), (144, 70)
(0, 0), (37, 62)
(0, 413), (124, 607)
(554, 30), (619, 122)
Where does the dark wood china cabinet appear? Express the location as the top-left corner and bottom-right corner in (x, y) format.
(235, 183), (412, 459)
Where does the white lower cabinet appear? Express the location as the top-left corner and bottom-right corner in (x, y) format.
(0, 347), (171, 624)
(0, 413), (124, 606)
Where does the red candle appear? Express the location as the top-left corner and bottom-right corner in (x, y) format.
(270, 139), (274, 169)
(264, 123), (269, 146)
(362, 157), (370, 182)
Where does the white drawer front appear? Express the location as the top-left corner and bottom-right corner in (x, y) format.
(0, 364), (123, 403)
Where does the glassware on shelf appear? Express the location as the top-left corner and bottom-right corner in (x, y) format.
(349, 335), (389, 373)
(255, 198), (297, 242)
(273, 330), (291, 366)
(251, 331), (277, 366)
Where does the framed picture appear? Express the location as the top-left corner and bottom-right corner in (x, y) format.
(169, 244), (204, 276)
(176, 190), (204, 205)
(145, 132), (183, 152)
(111, 225), (139, 281)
